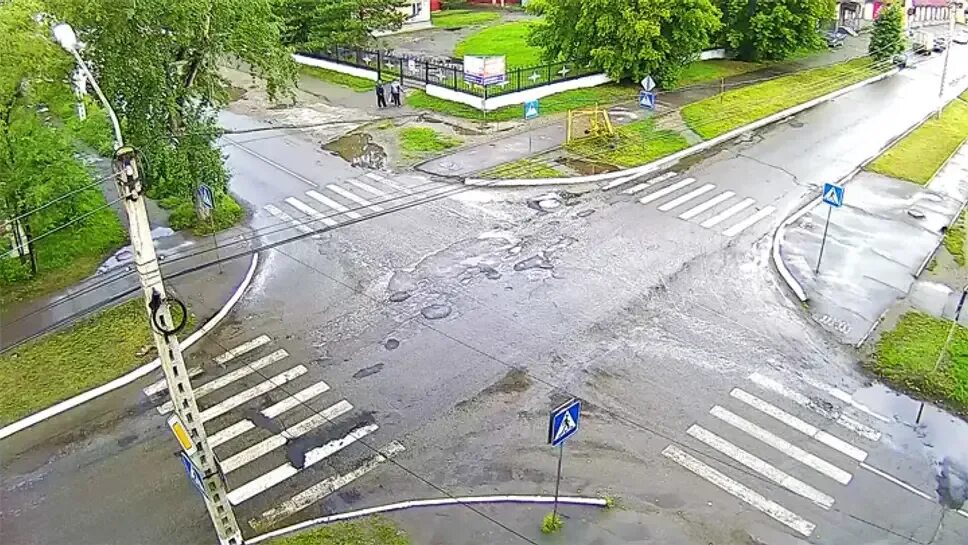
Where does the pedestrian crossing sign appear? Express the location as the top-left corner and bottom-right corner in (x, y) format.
(548, 399), (581, 447)
(524, 100), (539, 120)
(822, 182), (844, 208)
(639, 91), (656, 110)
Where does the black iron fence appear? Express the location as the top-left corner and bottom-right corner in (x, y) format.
(298, 47), (598, 98)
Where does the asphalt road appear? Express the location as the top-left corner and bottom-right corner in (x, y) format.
(3, 46), (968, 545)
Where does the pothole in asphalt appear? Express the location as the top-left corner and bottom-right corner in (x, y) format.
(322, 132), (387, 170)
(388, 291), (411, 302)
(353, 363), (384, 379)
(420, 303), (452, 320)
(513, 255), (553, 271)
(384, 338), (400, 350)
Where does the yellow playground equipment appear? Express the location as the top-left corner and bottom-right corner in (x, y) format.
(566, 105), (615, 143)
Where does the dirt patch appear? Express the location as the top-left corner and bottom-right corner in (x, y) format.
(481, 368), (532, 395)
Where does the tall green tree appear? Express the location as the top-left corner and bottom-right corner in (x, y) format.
(527, 0), (722, 85)
(720, 0), (835, 61)
(45, 0), (296, 209)
(869, 2), (906, 61)
(278, 0), (407, 50)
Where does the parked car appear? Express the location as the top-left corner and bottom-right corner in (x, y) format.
(954, 30), (968, 45)
(933, 36), (947, 53)
(825, 30), (846, 48)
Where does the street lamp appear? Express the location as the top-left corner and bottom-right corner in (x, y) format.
(51, 23), (123, 149)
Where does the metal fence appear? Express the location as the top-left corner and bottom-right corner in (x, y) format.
(298, 47), (598, 98)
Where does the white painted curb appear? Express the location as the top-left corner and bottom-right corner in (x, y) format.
(465, 69), (899, 187)
(247, 495), (609, 544)
(0, 253), (260, 441)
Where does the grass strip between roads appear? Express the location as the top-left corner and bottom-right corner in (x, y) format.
(943, 210), (967, 267)
(566, 117), (690, 169)
(673, 59), (762, 89)
(431, 9), (500, 29)
(871, 311), (968, 415)
(481, 159), (565, 179)
(298, 65), (374, 93)
(682, 57), (883, 139)
(0, 298), (195, 426)
(866, 91), (968, 185)
(399, 127), (461, 154)
(262, 516), (408, 545)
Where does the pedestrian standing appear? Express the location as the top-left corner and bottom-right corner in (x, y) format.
(375, 81), (387, 108)
(390, 79), (402, 107)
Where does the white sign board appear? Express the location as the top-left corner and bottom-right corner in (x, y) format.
(641, 76), (656, 92)
(464, 55), (507, 86)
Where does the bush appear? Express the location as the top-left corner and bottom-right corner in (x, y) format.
(541, 512), (563, 534)
(166, 194), (245, 234)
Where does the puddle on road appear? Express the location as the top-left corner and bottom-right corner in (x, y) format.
(97, 227), (179, 274)
(323, 132), (387, 170)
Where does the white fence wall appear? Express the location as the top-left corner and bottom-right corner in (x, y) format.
(293, 54), (379, 81)
(482, 74), (611, 111)
(426, 84), (484, 109)
(699, 48), (728, 60)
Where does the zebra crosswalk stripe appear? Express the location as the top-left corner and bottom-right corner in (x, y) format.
(285, 197), (337, 227)
(208, 380), (332, 448)
(200, 366), (307, 422)
(306, 190), (362, 219)
(638, 178), (696, 205)
(701, 198), (755, 228)
(327, 185), (384, 212)
(679, 191), (735, 220)
(722, 206), (775, 236)
(658, 184), (716, 211)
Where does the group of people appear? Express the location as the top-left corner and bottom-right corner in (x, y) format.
(375, 79), (403, 108)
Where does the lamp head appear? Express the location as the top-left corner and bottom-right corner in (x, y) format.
(52, 23), (78, 52)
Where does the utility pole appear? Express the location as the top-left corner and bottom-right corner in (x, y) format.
(52, 23), (243, 545)
(937, 1), (956, 118)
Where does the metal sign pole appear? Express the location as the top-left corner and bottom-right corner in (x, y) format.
(816, 206), (833, 273)
(552, 444), (564, 520)
(211, 217), (222, 274)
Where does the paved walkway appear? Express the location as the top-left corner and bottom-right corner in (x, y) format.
(778, 143), (968, 345)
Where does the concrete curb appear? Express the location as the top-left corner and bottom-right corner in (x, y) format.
(465, 68), (899, 187)
(0, 253), (260, 441)
(247, 495), (609, 544)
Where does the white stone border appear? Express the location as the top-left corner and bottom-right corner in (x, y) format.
(465, 68), (900, 187)
(247, 495), (609, 544)
(0, 253), (260, 441)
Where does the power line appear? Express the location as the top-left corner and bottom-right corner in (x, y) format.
(2, 196), (123, 259)
(1, 172), (117, 227)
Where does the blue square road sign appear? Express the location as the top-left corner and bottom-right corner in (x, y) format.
(180, 452), (206, 497)
(524, 99), (540, 120)
(822, 182), (844, 208)
(639, 91), (656, 110)
(548, 399), (581, 447)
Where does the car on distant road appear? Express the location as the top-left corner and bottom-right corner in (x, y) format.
(933, 36), (947, 53)
(825, 30), (847, 48)
(954, 31), (968, 45)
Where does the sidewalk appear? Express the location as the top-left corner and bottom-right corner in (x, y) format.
(777, 143), (968, 345)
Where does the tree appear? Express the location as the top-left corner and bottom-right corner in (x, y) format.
(720, 0), (835, 61)
(278, 0), (407, 51)
(527, 0), (722, 86)
(45, 0), (296, 217)
(869, 2), (906, 61)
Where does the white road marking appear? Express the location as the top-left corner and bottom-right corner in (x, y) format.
(255, 441), (406, 526)
(214, 335), (272, 365)
(700, 198), (755, 228)
(859, 463), (968, 518)
(228, 423), (379, 505)
(157, 350), (289, 415)
(220, 400), (354, 473)
(731, 389), (867, 462)
(200, 366), (307, 422)
(208, 380), (331, 448)
(224, 139), (318, 187)
(143, 367), (202, 397)
(722, 206), (776, 236)
(658, 184), (716, 211)
(348, 178), (388, 197)
(365, 172), (410, 193)
(679, 191), (735, 220)
(621, 172), (677, 194)
(306, 190), (362, 219)
(798, 375), (891, 423)
(327, 185), (383, 212)
(264, 204), (317, 236)
(602, 174), (637, 191)
(638, 177), (696, 205)
(710, 406), (852, 485)
(687, 425), (834, 509)
(662, 445), (815, 537)
(285, 197), (337, 227)
(748, 373), (882, 442)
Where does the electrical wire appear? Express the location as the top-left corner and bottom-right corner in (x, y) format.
(2, 196), (124, 259)
(1, 171), (118, 227)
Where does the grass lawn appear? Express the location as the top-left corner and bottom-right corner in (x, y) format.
(432, 9), (500, 29)
(407, 84), (637, 122)
(399, 127), (461, 154)
(682, 57), (884, 139)
(0, 298), (195, 426)
(866, 92), (968, 185)
(673, 59), (762, 89)
(299, 65), (374, 93)
(262, 517), (408, 545)
(566, 117), (690, 169)
(454, 20), (541, 67)
(871, 311), (968, 414)
(481, 159), (564, 179)
(943, 210), (967, 266)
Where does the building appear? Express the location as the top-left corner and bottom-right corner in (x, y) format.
(837, 0), (960, 29)
(396, 0), (432, 33)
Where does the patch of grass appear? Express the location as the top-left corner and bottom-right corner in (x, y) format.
(866, 97), (968, 185)
(682, 57), (884, 139)
(944, 210), (967, 266)
(566, 117), (690, 169)
(299, 65), (374, 93)
(432, 9), (500, 29)
(399, 127), (461, 154)
(455, 20), (541, 68)
(541, 512), (564, 534)
(870, 311), (968, 414)
(408, 84), (637, 122)
(481, 159), (564, 179)
(0, 298), (196, 426)
(261, 516), (408, 545)
(673, 59), (762, 89)
(167, 194), (245, 235)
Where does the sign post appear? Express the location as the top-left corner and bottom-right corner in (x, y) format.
(197, 184), (222, 274)
(524, 99), (539, 154)
(816, 182), (845, 273)
(639, 75), (657, 110)
(548, 399), (581, 523)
